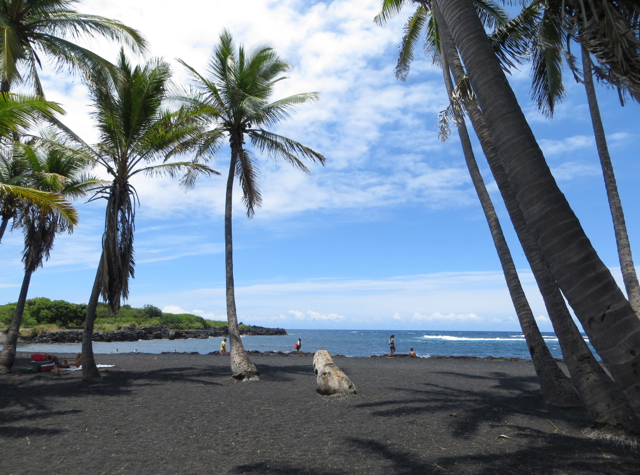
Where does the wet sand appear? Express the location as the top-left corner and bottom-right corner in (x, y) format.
(1, 352), (638, 474)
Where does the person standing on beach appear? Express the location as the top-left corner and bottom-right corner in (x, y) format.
(220, 338), (228, 355)
(389, 335), (396, 356)
(294, 338), (302, 352)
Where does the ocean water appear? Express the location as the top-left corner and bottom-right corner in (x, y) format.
(16, 330), (595, 359)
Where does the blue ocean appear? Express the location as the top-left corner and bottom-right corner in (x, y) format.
(16, 330), (594, 359)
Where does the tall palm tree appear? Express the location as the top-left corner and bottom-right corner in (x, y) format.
(0, 0), (146, 95)
(79, 51), (217, 382)
(377, 0), (581, 407)
(580, 44), (640, 315)
(177, 30), (326, 381)
(436, 6), (640, 432)
(505, 1), (640, 316)
(435, 0), (640, 418)
(0, 133), (97, 373)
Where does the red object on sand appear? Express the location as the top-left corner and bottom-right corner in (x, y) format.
(40, 364), (55, 372)
(31, 353), (46, 362)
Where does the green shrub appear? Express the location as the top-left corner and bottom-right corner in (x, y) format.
(30, 298), (86, 326)
(160, 313), (207, 330)
(0, 304), (17, 327)
(142, 304), (162, 320)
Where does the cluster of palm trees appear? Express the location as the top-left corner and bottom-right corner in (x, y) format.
(1, 0), (639, 437)
(376, 0), (640, 435)
(0, 1), (324, 382)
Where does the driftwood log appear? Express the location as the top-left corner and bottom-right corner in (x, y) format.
(313, 350), (357, 396)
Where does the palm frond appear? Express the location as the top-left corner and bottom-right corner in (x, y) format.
(374, 0), (413, 27)
(258, 92), (319, 128)
(473, 0), (511, 30)
(0, 183), (78, 227)
(136, 161), (219, 189)
(0, 93), (64, 137)
(396, 5), (428, 80)
(249, 130), (326, 169)
(530, 6), (566, 117)
(490, 1), (541, 71)
(235, 147), (262, 218)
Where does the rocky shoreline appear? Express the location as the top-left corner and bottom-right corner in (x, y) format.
(16, 324), (287, 344)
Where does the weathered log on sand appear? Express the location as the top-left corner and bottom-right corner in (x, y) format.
(313, 350), (357, 396)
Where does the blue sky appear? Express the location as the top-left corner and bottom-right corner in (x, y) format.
(1, 0), (638, 332)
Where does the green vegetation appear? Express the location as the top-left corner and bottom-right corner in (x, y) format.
(0, 298), (233, 331)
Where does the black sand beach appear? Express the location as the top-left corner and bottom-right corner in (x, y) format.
(1, 352), (638, 474)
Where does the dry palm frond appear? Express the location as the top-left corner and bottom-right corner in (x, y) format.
(565, 0), (640, 102)
(99, 178), (136, 314)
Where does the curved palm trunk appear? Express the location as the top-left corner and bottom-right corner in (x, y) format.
(436, 6), (640, 431)
(0, 268), (33, 374)
(82, 254), (104, 382)
(438, 27), (580, 407)
(582, 45), (640, 317)
(436, 0), (640, 417)
(0, 215), (9, 244)
(225, 144), (259, 381)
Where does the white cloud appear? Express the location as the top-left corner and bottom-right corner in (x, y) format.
(162, 305), (189, 314)
(411, 312), (484, 323)
(192, 309), (225, 320)
(535, 315), (551, 325)
(539, 135), (594, 156)
(550, 161), (601, 181)
(288, 310), (345, 321)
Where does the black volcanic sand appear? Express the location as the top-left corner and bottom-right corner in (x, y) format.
(1, 353), (638, 475)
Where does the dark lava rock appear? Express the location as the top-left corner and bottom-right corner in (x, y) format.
(19, 324), (287, 344)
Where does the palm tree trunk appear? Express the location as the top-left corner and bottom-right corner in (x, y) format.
(0, 269), (33, 374)
(438, 20), (580, 407)
(435, 5), (640, 432)
(0, 215), (9, 244)
(225, 143), (259, 381)
(436, 0), (640, 417)
(82, 254), (104, 382)
(581, 44), (640, 317)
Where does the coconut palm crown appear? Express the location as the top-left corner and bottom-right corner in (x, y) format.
(177, 29), (326, 380)
(0, 93), (78, 243)
(0, 0), (146, 94)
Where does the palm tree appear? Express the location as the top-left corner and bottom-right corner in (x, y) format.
(79, 51), (217, 382)
(378, 0), (640, 431)
(0, 0), (146, 95)
(177, 30), (326, 381)
(434, 0), (640, 418)
(506, 1), (640, 316)
(376, 0), (581, 407)
(0, 92), (77, 243)
(435, 6), (640, 432)
(0, 133), (97, 373)
(580, 44), (640, 315)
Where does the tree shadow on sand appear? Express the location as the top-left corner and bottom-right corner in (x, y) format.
(0, 365), (227, 431)
(230, 461), (344, 475)
(354, 370), (589, 439)
(348, 435), (640, 475)
(253, 363), (315, 383)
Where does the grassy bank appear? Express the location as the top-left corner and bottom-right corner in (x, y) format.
(0, 297), (244, 334)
